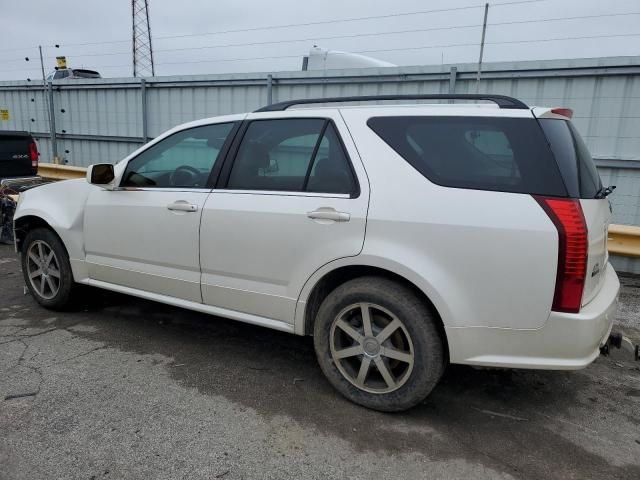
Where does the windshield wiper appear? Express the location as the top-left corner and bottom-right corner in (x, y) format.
(594, 185), (616, 199)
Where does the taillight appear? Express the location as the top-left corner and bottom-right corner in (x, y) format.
(534, 196), (588, 313)
(29, 141), (38, 169)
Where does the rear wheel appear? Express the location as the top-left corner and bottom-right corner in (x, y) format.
(21, 228), (75, 310)
(314, 276), (445, 412)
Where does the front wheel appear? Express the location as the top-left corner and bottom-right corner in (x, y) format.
(21, 228), (76, 310)
(314, 276), (445, 412)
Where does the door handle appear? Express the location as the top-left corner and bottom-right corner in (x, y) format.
(167, 201), (198, 212)
(307, 208), (351, 222)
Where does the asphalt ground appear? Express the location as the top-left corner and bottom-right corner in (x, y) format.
(1, 243), (639, 480)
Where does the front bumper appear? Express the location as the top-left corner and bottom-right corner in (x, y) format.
(447, 263), (620, 370)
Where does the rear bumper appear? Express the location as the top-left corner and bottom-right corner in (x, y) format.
(0, 171), (37, 180)
(447, 263), (620, 370)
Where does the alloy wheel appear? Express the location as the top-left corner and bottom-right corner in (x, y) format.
(26, 240), (61, 300)
(330, 302), (415, 394)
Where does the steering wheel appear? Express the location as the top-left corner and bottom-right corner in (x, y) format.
(170, 165), (201, 187)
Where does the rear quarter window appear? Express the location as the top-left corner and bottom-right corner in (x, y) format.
(368, 116), (568, 197)
(539, 119), (602, 199)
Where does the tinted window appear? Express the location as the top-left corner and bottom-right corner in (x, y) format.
(539, 119), (602, 199)
(307, 124), (356, 194)
(227, 119), (355, 194)
(0, 134), (33, 176)
(121, 122), (234, 188)
(368, 116), (567, 196)
(72, 69), (101, 78)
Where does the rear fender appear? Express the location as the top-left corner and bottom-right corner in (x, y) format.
(294, 254), (454, 334)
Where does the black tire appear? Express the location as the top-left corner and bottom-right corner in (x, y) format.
(21, 227), (76, 310)
(314, 276), (445, 412)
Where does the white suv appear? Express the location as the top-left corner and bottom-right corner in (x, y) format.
(13, 94), (619, 411)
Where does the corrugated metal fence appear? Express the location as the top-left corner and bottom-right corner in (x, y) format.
(1, 55), (640, 269)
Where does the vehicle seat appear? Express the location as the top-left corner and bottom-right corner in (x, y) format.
(229, 142), (272, 189)
(308, 147), (353, 194)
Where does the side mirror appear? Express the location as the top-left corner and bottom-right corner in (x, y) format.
(87, 163), (115, 187)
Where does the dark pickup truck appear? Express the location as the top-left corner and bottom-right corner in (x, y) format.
(0, 131), (38, 179)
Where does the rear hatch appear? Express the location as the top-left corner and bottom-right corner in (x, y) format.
(537, 113), (610, 306)
(0, 131), (37, 178)
(367, 107), (610, 316)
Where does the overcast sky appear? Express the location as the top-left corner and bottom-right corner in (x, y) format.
(0, 0), (639, 80)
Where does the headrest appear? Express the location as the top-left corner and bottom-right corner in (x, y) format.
(239, 142), (271, 170)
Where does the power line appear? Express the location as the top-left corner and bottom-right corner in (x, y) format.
(490, 10), (640, 27)
(152, 32), (640, 65)
(0, 68), (42, 74)
(148, 0), (544, 42)
(0, 0), (544, 53)
(353, 32), (640, 55)
(488, 31), (640, 45)
(46, 23), (487, 59)
(149, 32), (640, 67)
(18, 10), (640, 63)
(156, 11), (640, 52)
(3, 29), (640, 74)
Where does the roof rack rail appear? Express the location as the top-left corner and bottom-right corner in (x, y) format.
(255, 94), (529, 112)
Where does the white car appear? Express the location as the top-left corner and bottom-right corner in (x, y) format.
(13, 94), (619, 411)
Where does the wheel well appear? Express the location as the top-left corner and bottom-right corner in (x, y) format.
(303, 265), (449, 360)
(14, 215), (55, 252)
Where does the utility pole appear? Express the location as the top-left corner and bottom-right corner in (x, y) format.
(38, 46), (46, 84)
(476, 3), (489, 92)
(38, 45), (50, 137)
(38, 45), (58, 161)
(131, 0), (155, 77)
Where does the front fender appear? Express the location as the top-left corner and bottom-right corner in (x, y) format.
(14, 179), (91, 263)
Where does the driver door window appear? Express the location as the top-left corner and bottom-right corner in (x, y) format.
(121, 122), (234, 188)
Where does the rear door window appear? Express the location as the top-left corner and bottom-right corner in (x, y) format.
(539, 119), (602, 199)
(307, 123), (356, 194)
(368, 116), (567, 197)
(227, 119), (356, 194)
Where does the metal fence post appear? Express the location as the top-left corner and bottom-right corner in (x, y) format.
(447, 67), (458, 103)
(266, 74), (273, 105)
(140, 78), (148, 142)
(47, 81), (58, 162)
(448, 67), (457, 94)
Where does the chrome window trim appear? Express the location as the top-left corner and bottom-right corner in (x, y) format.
(211, 189), (351, 199)
(113, 187), (213, 194)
